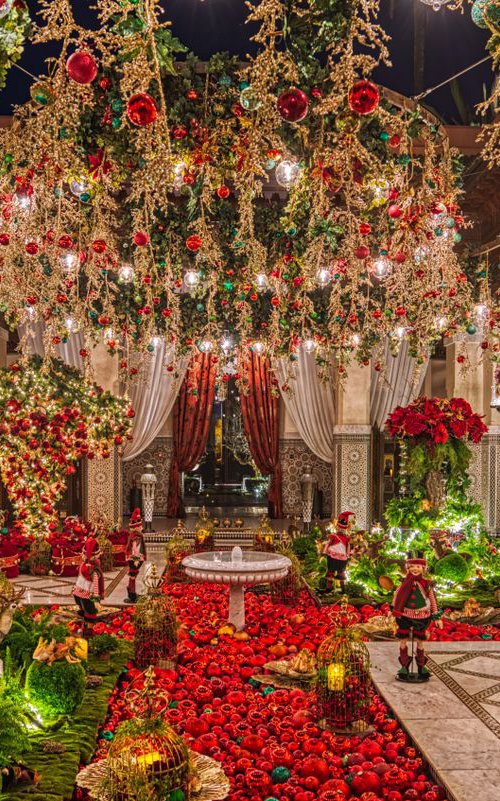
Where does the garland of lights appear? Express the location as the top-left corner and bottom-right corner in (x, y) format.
(0, 356), (133, 537)
(0, 0), (493, 382)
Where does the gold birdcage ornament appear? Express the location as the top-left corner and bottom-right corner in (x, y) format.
(316, 597), (373, 734)
(194, 507), (215, 553)
(270, 550), (302, 606)
(107, 668), (191, 801)
(134, 565), (178, 669)
(253, 516), (276, 553)
(165, 521), (193, 583)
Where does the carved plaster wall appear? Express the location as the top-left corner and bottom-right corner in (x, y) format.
(280, 439), (333, 518)
(122, 437), (173, 517)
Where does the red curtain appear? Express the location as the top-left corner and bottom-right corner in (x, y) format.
(167, 352), (216, 518)
(240, 353), (283, 519)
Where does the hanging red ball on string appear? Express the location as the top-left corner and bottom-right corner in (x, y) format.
(186, 234), (202, 252)
(277, 87), (309, 123)
(126, 93), (158, 127)
(66, 51), (98, 85)
(348, 80), (380, 116)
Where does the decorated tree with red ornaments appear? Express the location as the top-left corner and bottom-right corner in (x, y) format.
(0, 357), (133, 537)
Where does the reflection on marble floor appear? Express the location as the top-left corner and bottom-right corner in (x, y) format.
(12, 545), (167, 608)
(368, 642), (500, 801)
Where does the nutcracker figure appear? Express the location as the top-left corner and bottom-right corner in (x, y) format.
(393, 551), (442, 681)
(322, 511), (355, 593)
(73, 536), (104, 633)
(124, 507), (147, 603)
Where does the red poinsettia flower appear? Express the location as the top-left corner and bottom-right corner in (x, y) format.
(450, 417), (467, 439)
(403, 411), (427, 437)
(450, 397), (473, 417)
(432, 422), (449, 444)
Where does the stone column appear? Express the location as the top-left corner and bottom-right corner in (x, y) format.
(83, 343), (123, 525)
(332, 364), (372, 529)
(445, 335), (500, 531)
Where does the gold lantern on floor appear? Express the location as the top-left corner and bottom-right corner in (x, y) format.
(253, 515), (276, 552)
(316, 596), (373, 733)
(107, 668), (191, 801)
(165, 521), (193, 583)
(270, 550), (302, 606)
(194, 506), (215, 552)
(134, 566), (178, 669)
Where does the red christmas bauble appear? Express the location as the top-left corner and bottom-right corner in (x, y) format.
(186, 234), (202, 251)
(277, 87), (309, 123)
(348, 80), (380, 116)
(126, 93), (158, 127)
(66, 51), (98, 85)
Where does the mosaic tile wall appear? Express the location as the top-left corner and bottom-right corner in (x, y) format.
(280, 439), (333, 518)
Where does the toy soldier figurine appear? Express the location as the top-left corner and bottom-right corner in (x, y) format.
(393, 551), (442, 681)
(322, 511), (355, 593)
(124, 508), (147, 603)
(73, 536), (104, 633)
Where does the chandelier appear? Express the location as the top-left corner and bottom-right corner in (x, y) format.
(0, 0), (488, 380)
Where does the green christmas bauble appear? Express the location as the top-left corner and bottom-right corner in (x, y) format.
(471, 0), (500, 28)
(379, 130), (389, 142)
(30, 82), (55, 106)
(271, 767), (290, 783)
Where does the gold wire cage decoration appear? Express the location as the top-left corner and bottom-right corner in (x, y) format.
(107, 669), (191, 801)
(270, 549), (302, 606)
(193, 507), (215, 553)
(253, 515), (276, 553)
(315, 597), (373, 733)
(165, 521), (193, 583)
(134, 565), (178, 669)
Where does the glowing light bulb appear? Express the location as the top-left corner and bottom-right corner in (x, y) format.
(69, 177), (89, 197)
(275, 159), (300, 190)
(199, 339), (213, 353)
(221, 333), (233, 354)
(150, 336), (161, 349)
(474, 303), (488, 319)
(252, 341), (265, 355)
(351, 333), (360, 347)
(65, 317), (74, 331)
(173, 161), (186, 190)
(436, 316), (447, 331)
(372, 255), (391, 279)
(60, 251), (78, 272)
(395, 326), (406, 339)
(14, 191), (33, 212)
(184, 270), (200, 290)
(255, 272), (268, 291)
(316, 268), (331, 287)
(104, 327), (114, 341)
(303, 338), (316, 354)
(118, 263), (134, 282)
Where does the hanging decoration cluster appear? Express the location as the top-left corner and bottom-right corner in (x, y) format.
(0, 0), (486, 379)
(0, 356), (133, 537)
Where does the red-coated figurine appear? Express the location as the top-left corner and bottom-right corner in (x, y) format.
(393, 551), (443, 681)
(124, 507), (147, 604)
(73, 535), (104, 633)
(322, 511), (355, 593)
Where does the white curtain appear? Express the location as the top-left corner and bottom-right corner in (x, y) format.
(18, 321), (84, 369)
(370, 340), (427, 429)
(275, 348), (336, 463)
(122, 340), (189, 462)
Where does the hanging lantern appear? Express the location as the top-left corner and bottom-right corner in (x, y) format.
(165, 521), (193, 583)
(134, 565), (178, 669)
(316, 597), (373, 733)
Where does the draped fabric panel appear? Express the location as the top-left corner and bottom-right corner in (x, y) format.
(167, 352), (217, 518)
(123, 341), (189, 462)
(275, 348), (336, 463)
(370, 340), (427, 429)
(240, 353), (283, 519)
(18, 321), (84, 369)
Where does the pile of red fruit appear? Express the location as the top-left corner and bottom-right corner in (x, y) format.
(73, 583), (500, 801)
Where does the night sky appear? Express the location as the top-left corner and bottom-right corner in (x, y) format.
(0, 0), (492, 123)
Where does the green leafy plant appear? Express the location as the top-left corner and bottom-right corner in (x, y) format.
(90, 633), (119, 657)
(1, 608), (69, 675)
(0, 1), (31, 91)
(26, 660), (86, 717)
(433, 553), (470, 583)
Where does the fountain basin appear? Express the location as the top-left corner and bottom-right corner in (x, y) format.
(182, 548), (291, 630)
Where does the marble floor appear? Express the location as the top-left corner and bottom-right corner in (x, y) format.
(12, 545), (166, 608)
(368, 641), (500, 801)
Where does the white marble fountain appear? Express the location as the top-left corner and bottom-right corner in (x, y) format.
(182, 546), (291, 630)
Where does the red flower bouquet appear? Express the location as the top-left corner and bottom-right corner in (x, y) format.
(386, 397), (487, 446)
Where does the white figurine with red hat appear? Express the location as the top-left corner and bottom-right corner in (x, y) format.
(73, 535), (104, 633)
(124, 507), (147, 603)
(393, 550), (443, 680)
(322, 511), (355, 593)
